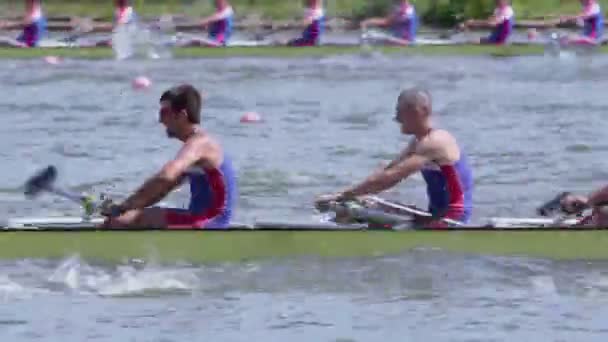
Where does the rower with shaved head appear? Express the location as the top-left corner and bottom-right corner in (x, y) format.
(316, 87), (473, 227)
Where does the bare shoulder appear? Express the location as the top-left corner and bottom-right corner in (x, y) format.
(416, 129), (460, 162)
(186, 132), (215, 149)
(182, 133), (223, 167)
(429, 129), (458, 145)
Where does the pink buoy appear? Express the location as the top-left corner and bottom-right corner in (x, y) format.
(527, 28), (538, 41)
(132, 76), (151, 90)
(240, 111), (262, 123)
(43, 56), (61, 65)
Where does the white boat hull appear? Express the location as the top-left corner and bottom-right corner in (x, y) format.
(0, 215), (584, 230)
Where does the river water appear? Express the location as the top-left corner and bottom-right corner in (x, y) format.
(2, 254), (608, 341)
(1, 50), (608, 340)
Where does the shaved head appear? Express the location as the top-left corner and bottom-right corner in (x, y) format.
(397, 87), (432, 116)
(394, 87), (433, 136)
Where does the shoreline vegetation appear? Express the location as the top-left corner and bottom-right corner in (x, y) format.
(0, 0), (604, 59)
(0, 44), (603, 59)
(0, 0), (607, 32)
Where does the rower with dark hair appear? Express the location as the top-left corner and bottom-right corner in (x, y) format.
(101, 84), (238, 229)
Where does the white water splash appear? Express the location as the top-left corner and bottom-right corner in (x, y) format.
(0, 275), (50, 301)
(112, 24), (137, 60)
(112, 22), (173, 61)
(50, 255), (119, 291)
(46, 255), (200, 297)
(529, 275), (558, 296)
(96, 265), (200, 297)
(0, 276), (26, 300)
(576, 273), (608, 301)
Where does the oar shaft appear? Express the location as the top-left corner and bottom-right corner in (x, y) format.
(327, 200), (414, 228)
(366, 195), (464, 227)
(47, 185), (100, 217)
(47, 186), (87, 205)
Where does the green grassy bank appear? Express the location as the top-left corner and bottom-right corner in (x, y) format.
(0, 0), (602, 26)
(0, 44), (598, 59)
(2, 230), (608, 263)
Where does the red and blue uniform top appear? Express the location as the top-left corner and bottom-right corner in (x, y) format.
(17, 5), (47, 47)
(114, 5), (137, 25)
(289, 6), (325, 46)
(165, 154), (237, 229)
(485, 5), (514, 44)
(391, 2), (418, 42)
(208, 6), (234, 45)
(420, 151), (473, 224)
(582, 1), (603, 39)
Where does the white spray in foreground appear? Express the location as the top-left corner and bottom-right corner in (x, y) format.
(46, 255), (201, 297)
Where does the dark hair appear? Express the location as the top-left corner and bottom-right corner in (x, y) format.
(160, 84), (202, 124)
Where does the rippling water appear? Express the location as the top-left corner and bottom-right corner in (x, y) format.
(2, 253), (608, 341)
(2, 52), (608, 224)
(2, 51), (608, 340)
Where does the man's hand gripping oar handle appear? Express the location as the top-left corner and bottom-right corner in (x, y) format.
(315, 195), (465, 227)
(537, 192), (608, 217)
(537, 192), (572, 216)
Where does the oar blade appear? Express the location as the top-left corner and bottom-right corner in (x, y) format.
(24, 166), (57, 198)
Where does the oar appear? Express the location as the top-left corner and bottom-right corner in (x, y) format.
(145, 15), (219, 48)
(365, 195), (465, 227)
(438, 22), (467, 40)
(23, 165), (100, 217)
(56, 17), (96, 44)
(325, 198), (415, 229)
(173, 31), (220, 46)
(251, 24), (289, 44)
(359, 28), (396, 46)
